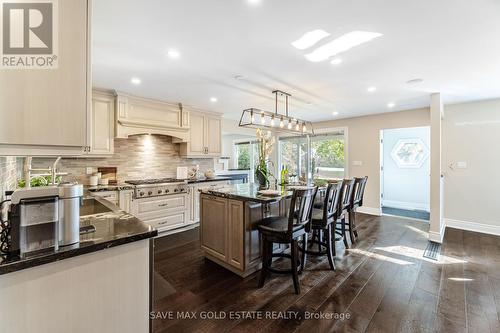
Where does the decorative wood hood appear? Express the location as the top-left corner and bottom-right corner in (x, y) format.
(115, 92), (190, 141)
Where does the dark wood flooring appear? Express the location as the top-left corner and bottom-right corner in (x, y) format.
(152, 214), (500, 333)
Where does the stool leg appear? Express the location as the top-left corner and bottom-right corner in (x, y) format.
(326, 224), (336, 271)
(352, 210), (359, 237)
(331, 224), (337, 257)
(317, 229), (322, 253)
(291, 240), (301, 294)
(341, 216), (349, 249)
(348, 211), (356, 245)
(300, 233), (308, 274)
(258, 238), (269, 288)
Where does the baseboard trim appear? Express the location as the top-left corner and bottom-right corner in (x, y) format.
(382, 199), (429, 212)
(357, 206), (382, 216)
(445, 218), (500, 237)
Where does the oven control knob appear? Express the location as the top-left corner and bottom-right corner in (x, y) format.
(174, 188), (178, 192)
(148, 191), (153, 195)
(166, 189), (170, 193)
(158, 190), (162, 194)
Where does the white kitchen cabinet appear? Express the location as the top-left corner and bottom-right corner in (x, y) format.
(87, 90), (115, 155)
(179, 111), (222, 158)
(0, 0), (91, 156)
(131, 194), (190, 233)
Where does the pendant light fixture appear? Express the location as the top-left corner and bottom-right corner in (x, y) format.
(239, 90), (314, 135)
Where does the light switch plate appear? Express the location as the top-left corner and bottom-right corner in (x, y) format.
(353, 161), (363, 166)
(456, 161), (467, 169)
(86, 167), (93, 175)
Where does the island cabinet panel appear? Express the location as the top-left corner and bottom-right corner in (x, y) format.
(227, 200), (244, 270)
(200, 195), (227, 262)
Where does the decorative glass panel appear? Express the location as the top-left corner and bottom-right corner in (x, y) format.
(390, 138), (429, 168)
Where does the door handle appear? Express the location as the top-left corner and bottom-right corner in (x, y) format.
(158, 203), (169, 207)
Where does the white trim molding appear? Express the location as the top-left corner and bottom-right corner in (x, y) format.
(445, 218), (500, 237)
(357, 206), (382, 216)
(428, 220), (446, 243)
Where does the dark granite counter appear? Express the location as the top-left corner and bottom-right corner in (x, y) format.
(0, 198), (157, 275)
(186, 177), (231, 184)
(86, 184), (134, 192)
(200, 183), (297, 204)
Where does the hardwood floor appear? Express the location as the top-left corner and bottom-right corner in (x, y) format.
(152, 214), (500, 333)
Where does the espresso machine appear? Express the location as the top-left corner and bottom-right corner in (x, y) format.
(7, 184), (83, 257)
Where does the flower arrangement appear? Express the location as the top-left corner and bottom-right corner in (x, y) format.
(255, 129), (275, 189)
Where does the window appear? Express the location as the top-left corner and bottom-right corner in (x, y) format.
(279, 130), (346, 183)
(235, 143), (251, 169)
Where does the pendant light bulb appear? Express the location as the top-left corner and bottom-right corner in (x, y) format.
(279, 117), (284, 128)
(270, 115), (275, 127)
(260, 112), (266, 125)
(250, 111), (255, 124)
(295, 120), (300, 131)
(303, 123), (307, 132)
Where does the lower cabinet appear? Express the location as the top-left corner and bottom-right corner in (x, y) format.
(118, 189), (133, 213)
(200, 195), (243, 270)
(187, 180), (230, 223)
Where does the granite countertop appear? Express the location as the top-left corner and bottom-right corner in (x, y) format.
(186, 177), (231, 184)
(86, 184), (134, 192)
(200, 183), (295, 204)
(0, 198), (157, 275)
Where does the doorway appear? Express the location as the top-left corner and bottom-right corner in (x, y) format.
(380, 126), (430, 221)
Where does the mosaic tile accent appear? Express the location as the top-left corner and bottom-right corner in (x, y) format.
(31, 135), (214, 185)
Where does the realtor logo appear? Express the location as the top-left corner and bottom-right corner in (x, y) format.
(1, 0), (58, 68)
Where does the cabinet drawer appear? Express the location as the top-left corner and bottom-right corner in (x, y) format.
(91, 191), (118, 204)
(147, 211), (187, 231)
(136, 196), (186, 215)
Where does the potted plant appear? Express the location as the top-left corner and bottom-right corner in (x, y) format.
(255, 129), (275, 189)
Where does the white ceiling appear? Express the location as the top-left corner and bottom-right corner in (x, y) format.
(92, 0), (500, 122)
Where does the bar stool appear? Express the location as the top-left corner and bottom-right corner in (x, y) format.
(257, 187), (318, 294)
(335, 178), (356, 248)
(300, 181), (344, 271)
(349, 176), (368, 239)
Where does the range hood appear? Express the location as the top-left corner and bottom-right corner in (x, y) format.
(115, 92), (190, 141)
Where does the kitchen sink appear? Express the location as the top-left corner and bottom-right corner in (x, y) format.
(80, 197), (113, 216)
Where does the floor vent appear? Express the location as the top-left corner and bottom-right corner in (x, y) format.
(423, 241), (441, 261)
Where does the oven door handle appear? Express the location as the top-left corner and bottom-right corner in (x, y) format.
(158, 203), (169, 207)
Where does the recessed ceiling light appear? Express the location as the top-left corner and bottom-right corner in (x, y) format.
(330, 58), (342, 65)
(367, 86), (377, 93)
(167, 49), (180, 59)
(210, 97), (218, 102)
(305, 31), (383, 62)
(406, 78), (424, 84)
(387, 102), (396, 108)
(332, 111), (339, 116)
(291, 29), (330, 50)
(131, 77), (141, 85)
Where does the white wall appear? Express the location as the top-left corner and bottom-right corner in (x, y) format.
(382, 126), (430, 211)
(314, 108), (430, 213)
(443, 99), (500, 232)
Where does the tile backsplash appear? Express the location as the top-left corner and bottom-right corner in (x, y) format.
(0, 157), (17, 200)
(31, 135), (214, 184)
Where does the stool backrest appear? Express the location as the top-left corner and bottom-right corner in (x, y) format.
(322, 180), (344, 224)
(288, 187), (318, 233)
(341, 178), (356, 211)
(353, 176), (368, 207)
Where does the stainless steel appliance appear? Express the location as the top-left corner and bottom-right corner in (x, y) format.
(125, 178), (188, 199)
(58, 184), (84, 246)
(125, 178), (189, 233)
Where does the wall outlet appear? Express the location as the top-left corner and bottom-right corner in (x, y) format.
(352, 161), (363, 166)
(86, 167), (94, 175)
(456, 161), (467, 169)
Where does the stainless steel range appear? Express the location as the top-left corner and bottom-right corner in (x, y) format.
(125, 178), (188, 198)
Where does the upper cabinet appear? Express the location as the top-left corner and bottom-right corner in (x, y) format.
(0, 0), (91, 156)
(87, 89), (115, 155)
(179, 111), (222, 158)
(115, 92), (189, 141)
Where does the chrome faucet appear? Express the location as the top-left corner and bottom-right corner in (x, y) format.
(23, 156), (67, 188)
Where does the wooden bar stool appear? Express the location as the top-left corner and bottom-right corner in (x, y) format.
(349, 176), (368, 239)
(300, 181), (344, 271)
(257, 187), (318, 294)
(335, 178), (356, 248)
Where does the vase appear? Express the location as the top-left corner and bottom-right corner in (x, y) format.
(255, 170), (269, 190)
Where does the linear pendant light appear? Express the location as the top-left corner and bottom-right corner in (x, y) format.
(239, 90), (314, 135)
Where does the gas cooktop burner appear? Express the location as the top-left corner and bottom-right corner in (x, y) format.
(126, 178), (183, 185)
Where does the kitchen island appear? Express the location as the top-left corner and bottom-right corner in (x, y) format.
(199, 183), (293, 277)
(0, 197), (157, 333)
